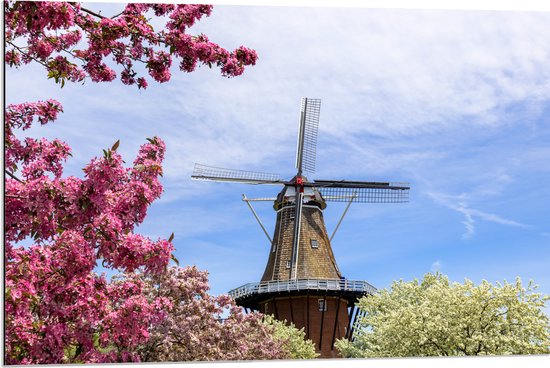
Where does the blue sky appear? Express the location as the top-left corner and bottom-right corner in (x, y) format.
(6, 2), (550, 304)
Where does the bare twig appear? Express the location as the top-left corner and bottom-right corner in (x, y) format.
(6, 41), (48, 67)
(111, 10), (125, 19)
(79, 6), (106, 19)
(5, 195), (28, 199)
(5, 170), (25, 183)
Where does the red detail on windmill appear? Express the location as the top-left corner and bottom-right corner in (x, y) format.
(296, 176), (305, 193)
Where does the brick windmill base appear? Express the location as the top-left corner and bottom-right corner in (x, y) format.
(229, 279), (376, 358)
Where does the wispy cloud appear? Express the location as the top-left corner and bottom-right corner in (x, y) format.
(7, 7), (550, 202)
(428, 192), (530, 239)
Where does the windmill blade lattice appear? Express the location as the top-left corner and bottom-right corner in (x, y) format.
(295, 98), (321, 174)
(192, 163), (283, 185)
(314, 180), (410, 203)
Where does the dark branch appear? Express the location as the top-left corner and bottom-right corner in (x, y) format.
(5, 195), (28, 199)
(111, 10), (125, 19)
(5, 170), (25, 183)
(79, 6), (106, 19)
(6, 41), (47, 67)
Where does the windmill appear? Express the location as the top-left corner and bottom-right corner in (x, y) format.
(191, 98), (409, 357)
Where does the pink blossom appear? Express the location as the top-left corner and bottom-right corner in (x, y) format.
(133, 266), (288, 361)
(5, 1), (257, 89)
(4, 101), (174, 364)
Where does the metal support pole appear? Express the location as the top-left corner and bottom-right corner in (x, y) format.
(348, 306), (360, 341)
(351, 310), (365, 342)
(345, 304), (356, 340)
(330, 192), (357, 242)
(242, 194), (273, 244)
(291, 191), (303, 279)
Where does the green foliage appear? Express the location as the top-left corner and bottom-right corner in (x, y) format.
(336, 273), (550, 358)
(262, 315), (319, 359)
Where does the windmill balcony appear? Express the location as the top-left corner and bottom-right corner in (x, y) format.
(228, 278), (377, 310)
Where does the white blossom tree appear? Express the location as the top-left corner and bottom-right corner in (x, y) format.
(336, 273), (550, 358)
(263, 315), (319, 359)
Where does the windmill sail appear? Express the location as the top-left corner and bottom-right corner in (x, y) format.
(192, 163), (283, 185)
(295, 98), (321, 174)
(314, 179), (410, 203)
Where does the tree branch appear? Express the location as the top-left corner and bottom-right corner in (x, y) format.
(110, 10), (125, 19)
(6, 41), (48, 68)
(79, 6), (106, 20)
(5, 170), (25, 183)
(5, 195), (28, 199)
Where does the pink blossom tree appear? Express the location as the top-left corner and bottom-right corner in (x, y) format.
(4, 1), (278, 364)
(4, 1), (258, 89)
(4, 100), (175, 363)
(3, 104), (289, 362)
(128, 266), (288, 361)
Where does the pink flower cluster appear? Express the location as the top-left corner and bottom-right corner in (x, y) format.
(5, 1), (258, 89)
(134, 266), (287, 361)
(5, 101), (174, 363)
(5, 100), (68, 177)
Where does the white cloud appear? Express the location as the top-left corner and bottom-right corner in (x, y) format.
(7, 7), (550, 202)
(428, 192), (530, 239)
(431, 260), (443, 272)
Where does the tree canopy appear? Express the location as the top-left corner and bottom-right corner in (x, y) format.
(263, 315), (319, 360)
(336, 273), (550, 358)
(131, 266), (287, 362)
(3, 2), (284, 364)
(4, 1), (257, 89)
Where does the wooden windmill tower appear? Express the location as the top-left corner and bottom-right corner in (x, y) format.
(192, 98), (410, 358)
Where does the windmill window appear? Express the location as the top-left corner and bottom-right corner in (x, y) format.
(286, 260), (291, 269)
(310, 239), (319, 249)
(318, 299), (327, 312)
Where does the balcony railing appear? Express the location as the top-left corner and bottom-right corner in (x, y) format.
(228, 278), (377, 300)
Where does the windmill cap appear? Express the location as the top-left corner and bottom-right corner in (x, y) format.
(273, 185), (327, 211)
